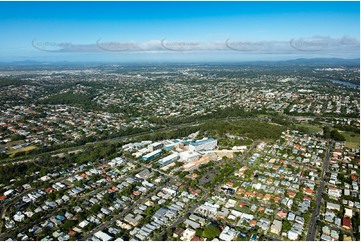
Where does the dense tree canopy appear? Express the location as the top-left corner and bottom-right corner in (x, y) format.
(202, 224), (221, 239)
(330, 129), (346, 141)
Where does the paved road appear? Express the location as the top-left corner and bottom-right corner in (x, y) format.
(158, 141), (261, 238)
(264, 234), (283, 241)
(80, 178), (171, 241)
(1, 115), (356, 168)
(0, 185), (58, 234)
(235, 140), (260, 163)
(0, 188), (37, 234)
(0, 204), (65, 240)
(158, 189), (210, 239)
(324, 222), (354, 236)
(0, 116), (270, 167)
(306, 139), (332, 241)
(0, 164), (91, 236)
(0, 120), (202, 167)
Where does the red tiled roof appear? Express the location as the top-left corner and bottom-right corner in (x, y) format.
(274, 197), (281, 202)
(304, 188), (313, 195)
(343, 217), (351, 229)
(250, 220), (257, 227)
(277, 210), (287, 218)
(45, 187), (55, 193)
(80, 173), (88, 178)
(249, 192), (256, 197)
(108, 188), (116, 193)
(287, 191), (296, 197)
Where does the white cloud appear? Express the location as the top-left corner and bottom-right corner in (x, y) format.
(30, 36), (359, 59)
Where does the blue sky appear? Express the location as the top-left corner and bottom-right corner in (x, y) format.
(0, 1), (359, 62)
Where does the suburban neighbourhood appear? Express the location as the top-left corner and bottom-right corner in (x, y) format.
(0, 127), (359, 241)
(0, 0), (360, 241)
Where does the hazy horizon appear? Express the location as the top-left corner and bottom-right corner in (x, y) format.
(0, 1), (359, 63)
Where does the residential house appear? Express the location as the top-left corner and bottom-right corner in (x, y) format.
(270, 219), (282, 235)
(181, 228), (196, 241)
(342, 217), (351, 230)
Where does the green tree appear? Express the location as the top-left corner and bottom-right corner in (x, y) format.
(244, 169), (253, 179)
(62, 220), (77, 231)
(323, 126), (331, 139)
(282, 220), (291, 231)
(202, 224), (221, 239)
(196, 229), (203, 237)
(330, 129), (346, 141)
(91, 204), (101, 214)
(0, 152), (9, 160)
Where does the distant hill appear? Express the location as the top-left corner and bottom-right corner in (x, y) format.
(0, 60), (72, 66)
(226, 58), (360, 67)
(278, 58), (360, 66)
(0, 58), (359, 66)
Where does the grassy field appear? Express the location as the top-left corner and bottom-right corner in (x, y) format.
(1, 140), (23, 148)
(294, 123), (323, 134)
(340, 131), (360, 149)
(7, 145), (37, 157)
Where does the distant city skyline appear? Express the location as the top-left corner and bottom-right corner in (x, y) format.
(0, 1), (359, 62)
